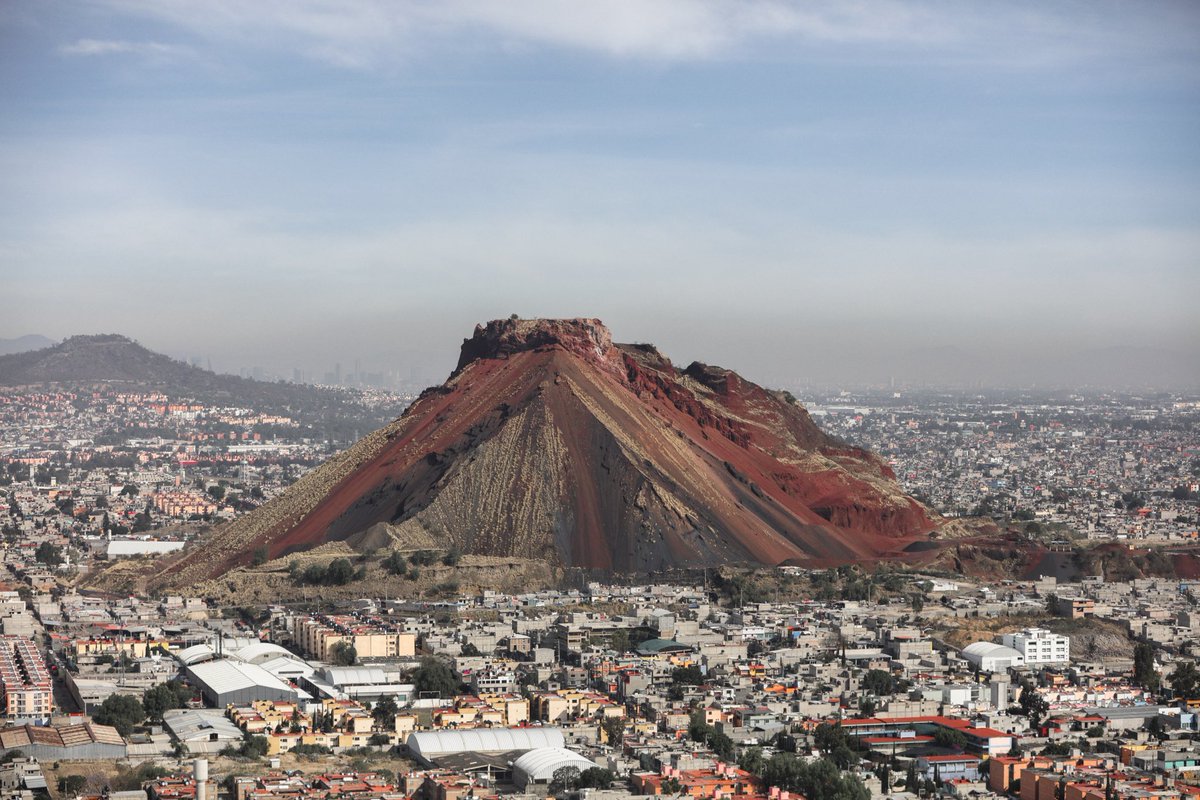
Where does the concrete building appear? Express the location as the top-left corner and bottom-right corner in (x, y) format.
(186, 660), (298, 707)
(0, 723), (126, 760)
(292, 615), (415, 662)
(1001, 628), (1070, 665)
(961, 642), (1026, 672)
(162, 708), (245, 755)
(302, 666), (414, 703)
(0, 637), (52, 722)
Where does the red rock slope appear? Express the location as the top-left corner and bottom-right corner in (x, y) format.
(161, 318), (937, 584)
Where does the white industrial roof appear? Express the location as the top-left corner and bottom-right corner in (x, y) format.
(177, 644), (215, 666)
(257, 656), (315, 678)
(407, 727), (564, 758)
(962, 642), (1023, 659)
(188, 660), (297, 697)
(233, 642), (295, 664)
(321, 666), (388, 686)
(513, 747), (595, 784)
(105, 540), (186, 556)
(161, 708), (244, 742)
(219, 637), (262, 652)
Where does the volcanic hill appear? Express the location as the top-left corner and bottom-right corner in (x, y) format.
(0, 334), (404, 431)
(160, 318), (938, 585)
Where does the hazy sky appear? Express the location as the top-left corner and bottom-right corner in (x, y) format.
(2, 1), (1198, 388)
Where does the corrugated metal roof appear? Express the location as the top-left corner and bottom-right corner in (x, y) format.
(188, 660), (296, 697)
(162, 708), (244, 741)
(321, 666), (387, 686)
(513, 747), (595, 783)
(0, 723), (124, 749)
(232, 642), (294, 664)
(407, 727), (564, 757)
(177, 644), (215, 666)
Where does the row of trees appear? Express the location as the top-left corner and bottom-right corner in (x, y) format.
(93, 680), (193, 737)
(1134, 642), (1200, 701)
(381, 548), (461, 577)
(290, 557), (359, 586)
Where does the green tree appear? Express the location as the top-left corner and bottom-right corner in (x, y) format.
(660, 777), (684, 795)
(372, 695), (399, 729)
(577, 767), (614, 789)
(93, 694), (146, 737)
(861, 669), (895, 696)
(442, 547), (461, 566)
(601, 715), (625, 746)
(1016, 678), (1050, 729)
(325, 557), (354, 585)
(409, 550), (438, 567)
(760, 754), (868, 800)
(708, 730), (735, 761)
(329, 641), (357, 666)
(933, 727), (967, 750)
(1147, 715), (1168, 740)
(412, 657), (462, 698)
(35, 541), (64, 566)
(142, 681), (191, 720)
(239, 735), (269, 759)
(382, 550), (407, 576)
(549, 766), (581, 795)
(1170, 660), (1200, 700)
(739, 746), (765, 775)
(812, 722), (858, 769)
(672, 665), (704, 685)
(1133, 642), (1160, 691)
(688, 710), (712, 743)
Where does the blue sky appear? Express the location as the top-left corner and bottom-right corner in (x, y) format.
(1, 1), (1198, 387)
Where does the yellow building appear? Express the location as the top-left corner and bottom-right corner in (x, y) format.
(532, 690), (622, 723)
(292, 615), (415, 661)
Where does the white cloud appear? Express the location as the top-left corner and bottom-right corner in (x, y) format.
(79, 0), (1200, 73)
(89, 0), (958, 66)
(59, 37), (191, 59)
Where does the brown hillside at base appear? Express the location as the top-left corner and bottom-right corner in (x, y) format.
(158, 318), (937, 587)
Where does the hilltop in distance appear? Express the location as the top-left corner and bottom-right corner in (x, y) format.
(159, 317), (946, 589)
(0, 333), (405, 433)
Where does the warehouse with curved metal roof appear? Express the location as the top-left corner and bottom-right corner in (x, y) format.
(407, 727), (564, 763)
(961, 642), (1024, 672)
(512, 747), (596, 789)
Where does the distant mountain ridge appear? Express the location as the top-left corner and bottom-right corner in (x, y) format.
(0, 335), (54, 357)
(0, 334), (400, 428)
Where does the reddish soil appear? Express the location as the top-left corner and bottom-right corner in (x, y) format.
(170, 318), (943, 578)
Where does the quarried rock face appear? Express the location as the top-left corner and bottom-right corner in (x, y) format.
(160, 318), (938, 586)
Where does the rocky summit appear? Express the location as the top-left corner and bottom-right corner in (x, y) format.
(160, 317), (938, 585)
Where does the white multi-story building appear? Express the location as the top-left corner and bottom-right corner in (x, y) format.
(1001, 628), (1070, 665)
